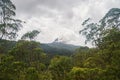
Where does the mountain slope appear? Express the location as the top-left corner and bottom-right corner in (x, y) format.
(40, 42), (80, 55)
(0, 39), (80, 55)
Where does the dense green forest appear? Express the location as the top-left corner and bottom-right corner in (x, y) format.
(0, 0), (120, 80)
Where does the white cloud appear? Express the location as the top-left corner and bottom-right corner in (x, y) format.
(12, 0), (120, 47)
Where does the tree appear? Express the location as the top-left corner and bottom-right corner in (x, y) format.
(0, 55), (25, 80)
(80, 8), (120, 48)
(49, 56), (72, 80)
(80, 8), (120, 80)
(83, 56), (105, 68)
(9, 40), (46, 65)
(21, 30), (40, 41)
(100, 8), (120, 29)
(0, 0), (22, 40)
(25, 67), (39, 80)
(39, 71), (53, 80)
(72, 47), (98, 67)
(98, 28), (120, 50)
(69, 67), (106, 80)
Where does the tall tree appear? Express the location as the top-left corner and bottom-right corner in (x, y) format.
(79, 8), (120, 79)
(9, 40), (46, 64)
(0, 0), (22, 40)
(80, 8), (120, 48)
(49, 56), (72, 80)
(21, 30), (40, 41)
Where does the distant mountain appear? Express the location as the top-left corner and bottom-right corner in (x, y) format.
(0, 39), (81, 56)
(40, 38), (80, 55)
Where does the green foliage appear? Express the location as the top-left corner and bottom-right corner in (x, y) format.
(72, 47), (98, 67)
(80, 8), (120, 47)
(31, 62), (46, 72)
(0, 39), (16, 54)
(0, 56), (25, 80)
(99, 28), (120, 49)
(100, 8), (120, 28)
(9, 40), (46, 64)
(0, 0), (22, 40)
(49, 56), (72, 80)
(21, 30), (40, 41)
(39, 71), (53, 80)
(83, 56), (105, 68)
(25, 67), (39, 80)
(78, 8), (120, 80)
(70, 67), (106, 80)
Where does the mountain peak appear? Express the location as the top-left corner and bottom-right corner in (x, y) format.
(54, 38), (59, 42)
(53, 37), (67, 44)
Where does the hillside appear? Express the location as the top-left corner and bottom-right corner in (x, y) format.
(0, 40), (80, 55)
(41, 42), (80, 55)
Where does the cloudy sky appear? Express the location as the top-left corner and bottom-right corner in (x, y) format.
(12, 0), (120, 47)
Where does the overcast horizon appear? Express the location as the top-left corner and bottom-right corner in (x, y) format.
(12, 0), (120, 47)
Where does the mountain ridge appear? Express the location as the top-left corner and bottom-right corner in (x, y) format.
(40, 41), (80, 55)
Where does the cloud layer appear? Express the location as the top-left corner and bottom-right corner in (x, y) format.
(12, 0), (120, 46)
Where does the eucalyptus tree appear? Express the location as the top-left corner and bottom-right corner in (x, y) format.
(80, 8), (120, 48)
(0, 0), (22, 40)
(21, 30), (40, 41)
(9, 40), (45, 64)
(79, 8), (120, 79)
(49, 56), (72, 80)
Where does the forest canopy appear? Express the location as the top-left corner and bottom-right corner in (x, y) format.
(0, 0), (120, 80)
